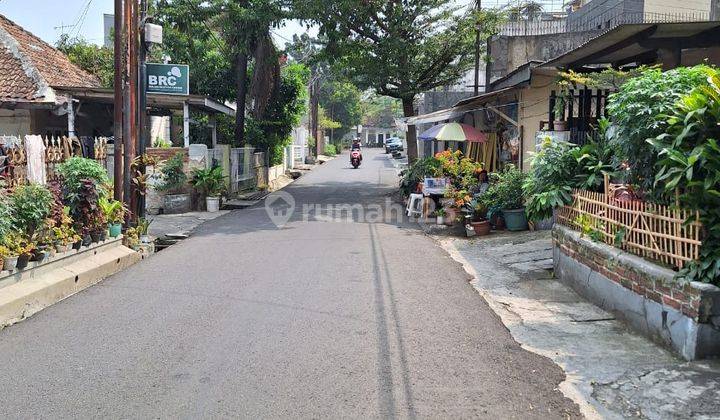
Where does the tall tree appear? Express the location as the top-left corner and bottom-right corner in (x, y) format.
(319, 78), (362, 144)
(56, 35), (114, 88)
(294, 1), (500, 161)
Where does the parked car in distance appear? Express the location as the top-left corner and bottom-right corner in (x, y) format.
(385, 137), (404, 153)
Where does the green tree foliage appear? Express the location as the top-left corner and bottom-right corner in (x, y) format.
(606, 66), (710, 192)
(154, 0), (234, 102)
(649, 66), (720, 286)
(56, 35), (114, 88)
(293, 0), (501, 161)
(247, 63), (310, 165)
(319, 79), (362, 141)
(362, 94), (403, 128)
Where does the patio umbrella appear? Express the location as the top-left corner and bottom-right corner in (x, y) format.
(418, 122), (488, 143)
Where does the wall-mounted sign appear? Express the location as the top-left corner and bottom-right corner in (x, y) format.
(147, 63), (189, 95)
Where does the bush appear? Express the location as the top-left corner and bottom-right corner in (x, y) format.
(482, 165), (526, 210)
(607, 65), (710, 192)
(0, 197), (15, 243)
(57, 157), (109, 194)
(157, 152), (187, 194)
(523, 139), (577, 222)
(399, 156), (441, 197)
(10, 184), (52, 234)
(324, 144), (337, 156)
(191, 166), (226, 197)
(649, 66), (720, 285)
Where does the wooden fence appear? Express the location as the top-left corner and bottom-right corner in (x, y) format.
(555, 183), (702, 269)
(0, 136), (108, 187)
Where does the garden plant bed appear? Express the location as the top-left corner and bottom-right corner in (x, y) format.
(553, 225), (720, 360)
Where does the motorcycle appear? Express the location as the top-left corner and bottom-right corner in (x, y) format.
(350, 150), (362, 168)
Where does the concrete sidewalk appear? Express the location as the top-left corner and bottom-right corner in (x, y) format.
(149, 211), (230, 239)
(439, 230), (720, 420)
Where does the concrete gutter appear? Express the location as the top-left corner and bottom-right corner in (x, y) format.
(0, 239), (140, 329)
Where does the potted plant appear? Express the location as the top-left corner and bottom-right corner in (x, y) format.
(136, 218), (153, 244)
(470, 203), (491, 236)
(435, 208), (446, 225)
(191, 166), (227, 213)
(99, 197), (127, 238)
(484, 165), (528, 231)
(123, 227), (141, 251)
(157, 152), (190, 214)
(15, 236), (35, 270)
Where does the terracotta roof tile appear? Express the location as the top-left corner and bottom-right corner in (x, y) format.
(0, 14), (101, 102)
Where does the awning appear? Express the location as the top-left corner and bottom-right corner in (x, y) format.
(405, 87), (517, 125)
(53, 86), (236, 116)
(541, 21), (720, 69)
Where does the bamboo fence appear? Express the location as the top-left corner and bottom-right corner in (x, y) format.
(556, 178), (702, 269)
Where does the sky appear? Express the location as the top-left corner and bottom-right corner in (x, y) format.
(0, 0), (317, 49)
(0, 0), (565, 50)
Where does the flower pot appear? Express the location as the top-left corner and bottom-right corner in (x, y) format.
(16, 253), (31, 270)
(0, 257), (3, 271)
(99, 231), (107, 242)
(82, 235), (92, 247)
(73, 240), (83, 250)
(206, 196), (221, 213)
(31, 248), (49, 262)
(436, 216), (445, 225)
(470, 220), (491, 236)
(109, 223), (122, 238)
(56, 243), (69, 254)
(503, 208), (528, 231)
(553, 120), (568, 131)
(163, 193), (192, 214)
(90, 231), (102, 243)
(140, 235), (152, 244)
(3, 256), (18, 272)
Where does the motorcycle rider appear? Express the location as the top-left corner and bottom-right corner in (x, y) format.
(351, 139), (363, 162)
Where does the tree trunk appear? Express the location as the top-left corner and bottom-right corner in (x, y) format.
(234, 51), (248, 147)
(402, 97), (418, 163)
(309, 73), (320, 156)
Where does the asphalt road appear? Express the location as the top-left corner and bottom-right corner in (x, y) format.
(0, 149), (580, 419)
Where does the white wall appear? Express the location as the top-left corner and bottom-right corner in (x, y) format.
(0, 109), (31, 137)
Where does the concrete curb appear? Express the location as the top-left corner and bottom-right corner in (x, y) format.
(0, 241), (141, 329)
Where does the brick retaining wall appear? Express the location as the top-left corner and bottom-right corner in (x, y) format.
(553, 225), (720, 360)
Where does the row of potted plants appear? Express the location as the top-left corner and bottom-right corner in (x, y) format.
(0, 158), (131, 273)
(155, 152), (227, 214)
(401, 150), (529, 235)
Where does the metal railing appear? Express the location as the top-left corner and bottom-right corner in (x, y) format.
(498, 11), (711, 36)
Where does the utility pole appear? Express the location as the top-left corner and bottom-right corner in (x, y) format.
(137, 0), (148, 219)
(123, 0), (139, 222)
(473, 0), (482, 96)
(113, 0), (124, 202)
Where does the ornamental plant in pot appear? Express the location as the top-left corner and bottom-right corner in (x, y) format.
(553, 83), (569, 132)
(99, 197), (127, 238)
(191, 166), (227, 213)
(435, 208), (446, 225)
(483, 165), (528, 231)
(136, 217), (153, 244)
(157, 152), (190, 214)
(2, 232), (28, 271)
(470, 203), (491, 236)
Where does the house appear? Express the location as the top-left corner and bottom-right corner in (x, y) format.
(0, 14), (233, 147)
(406, 20), (720, 172)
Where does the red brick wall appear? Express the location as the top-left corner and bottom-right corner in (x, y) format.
(553, 229), (711, 322)
(146, 147), (188, 163)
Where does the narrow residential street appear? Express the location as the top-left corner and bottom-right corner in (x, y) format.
(0, 149), (579, 418)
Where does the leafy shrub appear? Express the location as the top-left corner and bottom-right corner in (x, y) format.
(57, 157), (109, 193)
(324, 144), (337, 156)
(10, 184), (52, 234)
(191, 166), (226, 197)
(523, 139), (577, 222)
(0, 197), (15, 243)
(157, 152), (187, 194)
(482, 165), (526, 210)
(399, 156), (441, 197)
(649, 66), (720, 285)
(66, 179), (102, 236)
(607, 65), (710, 191)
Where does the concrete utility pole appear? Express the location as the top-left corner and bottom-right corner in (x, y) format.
(113, 0), (124, 202)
